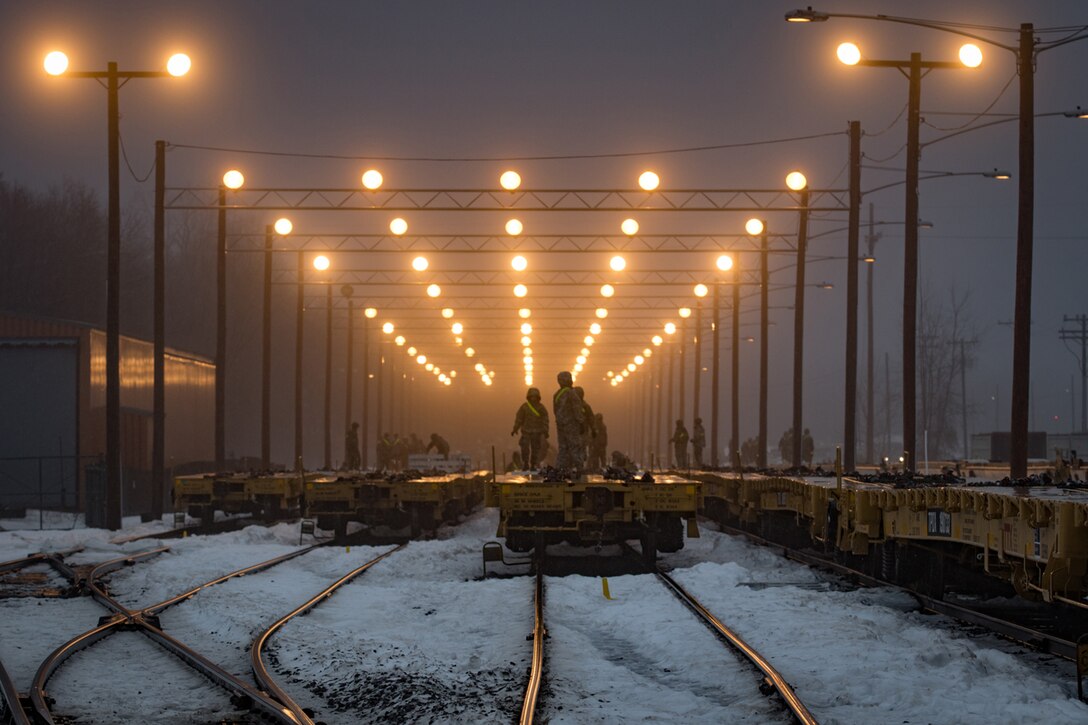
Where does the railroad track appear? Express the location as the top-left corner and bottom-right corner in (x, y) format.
(1, 539), (348, 723)
(518, 547), (817, 724)
(707, 518), (1084, 663)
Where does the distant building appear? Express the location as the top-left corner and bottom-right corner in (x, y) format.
(0, 312), (214, 515)
(968, 431), (1077, 463)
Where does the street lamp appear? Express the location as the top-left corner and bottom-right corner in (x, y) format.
(45, 50), (191, 529)
(261, 216), (292, 468)
(785, 9), (1088, 482)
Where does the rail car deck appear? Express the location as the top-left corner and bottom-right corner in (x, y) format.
(696, 471), (1088, 604)
(305, 472), (486, 537)
(491, 473), (700, 558)
(173, 471), (310, 520)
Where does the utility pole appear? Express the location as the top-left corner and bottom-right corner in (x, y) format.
(844, 120), (861, 471)
(1060, 314), (1088, 433)
(865, 203), (881, 465)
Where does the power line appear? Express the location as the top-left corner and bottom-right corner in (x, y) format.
(165, 130), (845, 163)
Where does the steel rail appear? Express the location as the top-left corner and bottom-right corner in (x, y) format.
(709, 520), (1080, 661)
(652, 567), (819, 725)
(250, 543), (406, 725)
(27, 543), (323, 724)
(519, 568), (546, 725)
(0, 553), (48, 574)
(84, 547), (171, 616)
(0, 655), (31, 725)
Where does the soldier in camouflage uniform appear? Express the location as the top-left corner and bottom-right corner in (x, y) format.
(511, 387), (550, 469)
(670, 419), (689, 469)
(553, 371), (585, 471)
(573, 386), (596, 465)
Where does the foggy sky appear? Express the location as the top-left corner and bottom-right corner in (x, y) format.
(1, 1), (1086, 465)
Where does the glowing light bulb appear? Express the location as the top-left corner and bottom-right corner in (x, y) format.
(717, 254), (734, 272)
(166, 53), (191, 77)
(417, 354), (427, 364)
(411, 256), (429, 271)
(441, 308), (454, 319)
(273, 217), (293, 235)
(694, 283), (708, 298)
(638, 171), (660, 191)
(500, 171), (521, 190)
(745, 218), (764, 236)
(576, 355), (587, 365)
(389, 217), (408, 235)
(520, 323), (532, 335)
(595, 308), (608, 319)
(620, 218), (639, 236)
(785, 171), (808, 191)
(395, 335), (406, 346)
(518, 308), (531, 319)
(837, 42), (861, 66)
(364, 308), (378, 319)
(627, 363), (637, 372)
(634, 355), (645, 365)
(425, 362), (434, 371)
(222, 169), (245, 189)
(664, 322), (676, 335)
(511, 255), (528, 272)
(426, 284), (441, 298)
(652, 335), (663, 345)
(43, 51), (69, 76)
(313, 255), (330, 271)
(584, 335), (595, 346)
(521, 335), (532, 347)
(609, 255), (626, 272)
(382, 322), (395, 334)
(513, 284), (528, 298)
(407, 347), (417, 356)
(959, 43), (983, 68)
(600, 284), (615, 298)
(505, 219), (523, 236)
(362, 169), (383, 189)
(589, 323), (602, 335)
(465, 347), (476, 357)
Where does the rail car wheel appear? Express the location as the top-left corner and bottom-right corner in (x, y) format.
(1010, 562), (1042, 601)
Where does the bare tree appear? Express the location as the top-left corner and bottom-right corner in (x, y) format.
(918, 286), (979, 460)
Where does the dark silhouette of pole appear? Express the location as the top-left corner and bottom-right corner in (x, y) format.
(678, 318), (687, 425)
(791, 189), (810, 467)
(960, 339), (970, 460)
(152, 140), (165, 520)
(692, 302), (702, 426)
(323, 285), (332, 470)
(1009, 25), (1035, 478)
(375, 348), (384, 447)
(261, 225), (272, 469)
(759, 230), (769, 468)
(654, 348), (663, 469)
(731, 268), (741, 468)
(711, 285), (721, 467)
(902, 52), (922, 472)
(866, 204), (880, 465)
(661, 337), (670, 463)
(215, 185), (227, 471)
(294, 251), (304, 471)
(1059, 315), (1088, 434)
(343, 287), (354, 443)
(361, 314), (371, 468)
(104, 63), (122, 528)
(844, 120), (862, 471)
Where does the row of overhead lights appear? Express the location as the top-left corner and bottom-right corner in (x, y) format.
(440, 307), (494, 387)
(518, 308), (534, 387)
(378, 321), (454, 387)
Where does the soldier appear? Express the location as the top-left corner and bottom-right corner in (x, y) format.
(378, 433), (393, 470)
(692, 417), (706, 468)
(344, 422), (361, 470)
(670, 419), (689, 468)
(553, 371), (585, 470)
(426, 433), (450, 459)
(573, 386), (596, 465)
(589, 413), (608, 471)
(511, 387), (550, 470)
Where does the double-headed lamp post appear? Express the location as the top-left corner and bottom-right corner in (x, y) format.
(791, 29), (978, 471)
(44, 51), (190, 530)
(786, 7), (1088, 480)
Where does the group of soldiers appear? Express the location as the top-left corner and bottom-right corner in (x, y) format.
(340, 425), (450, 471)
(669, 418), (707, 468)
(511, 371), (609, 471)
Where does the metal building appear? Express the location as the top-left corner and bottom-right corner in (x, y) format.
(0, 311), (214, 517)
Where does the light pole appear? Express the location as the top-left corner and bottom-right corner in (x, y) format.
(342, 285), (355, 463)
(44, 50), (191, 530)
(261, 217), (292, 469)
(362, 307), (377, 468)
(788, 172), (810, 468)
(786, 7), (1088, 479)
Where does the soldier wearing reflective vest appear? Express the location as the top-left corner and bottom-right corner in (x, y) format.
(511, 387), (550, 470)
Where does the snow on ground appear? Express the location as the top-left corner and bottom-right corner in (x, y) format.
(268, 510), (532, 724)
(667, 522), (1088, 725)
(541, 572), (789, 723)
(2, 507), (1088, 724)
